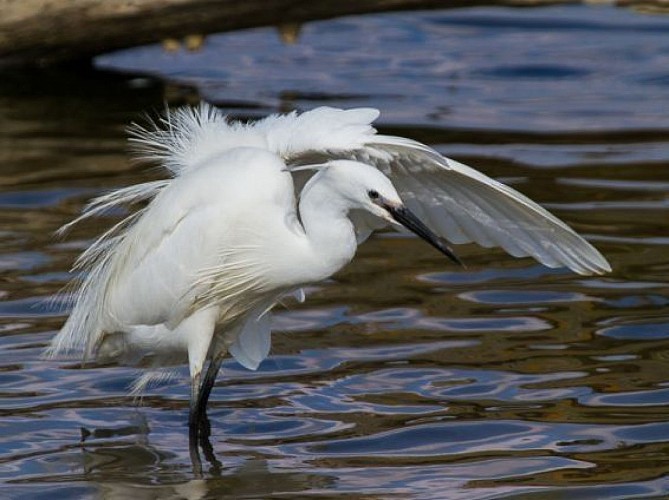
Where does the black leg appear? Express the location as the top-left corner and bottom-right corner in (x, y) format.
(189, 437), (203, 478)
(188, 357), (224, 477)
(199, 357), (223, 411)
(200, 423), (223, 474)
(188, 372), (203, 477)
(188, 372), (203, 440)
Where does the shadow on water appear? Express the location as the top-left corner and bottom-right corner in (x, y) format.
(2, 4), (669, 499)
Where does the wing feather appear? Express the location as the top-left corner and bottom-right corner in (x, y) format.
(118, 104), (609, 276)
(277, 109), (610, 275)
(363, 138), (610, 274)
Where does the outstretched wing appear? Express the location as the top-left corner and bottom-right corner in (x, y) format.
(355, 135), (610, 274)
(278, 107), (610, 275)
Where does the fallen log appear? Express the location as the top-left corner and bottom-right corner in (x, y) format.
(1, 0), (567, 67)
(2, 0), (665, 67)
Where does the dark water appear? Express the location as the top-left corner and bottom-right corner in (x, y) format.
(3, 4), (669, 499)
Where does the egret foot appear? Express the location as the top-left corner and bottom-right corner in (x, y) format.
(188, 357), (224, 476)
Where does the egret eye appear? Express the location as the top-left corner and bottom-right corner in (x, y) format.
(368, 190), (380, 200)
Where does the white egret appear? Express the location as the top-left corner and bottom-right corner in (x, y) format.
(48, 104), (611, 445)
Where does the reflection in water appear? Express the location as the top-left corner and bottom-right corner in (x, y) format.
(94, 454), (333, 500)
(2, 4), (669, 499)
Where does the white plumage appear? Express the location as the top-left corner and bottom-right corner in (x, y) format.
(48, 104), (610, 440)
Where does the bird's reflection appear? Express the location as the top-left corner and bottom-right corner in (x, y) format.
(79, 412), (221, 478)
(77, 415), (333, 498)
(189, 414), (222, 477)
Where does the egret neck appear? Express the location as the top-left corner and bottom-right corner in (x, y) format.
(295, 170), (359, 283)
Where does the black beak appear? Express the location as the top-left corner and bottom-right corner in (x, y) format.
(388, 205), (463, 266)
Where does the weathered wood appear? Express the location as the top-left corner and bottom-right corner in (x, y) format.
(2, 0), (664, 67)
(0, 0), (564, 67)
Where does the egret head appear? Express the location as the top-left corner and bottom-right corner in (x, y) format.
(316, 160), (462, 265)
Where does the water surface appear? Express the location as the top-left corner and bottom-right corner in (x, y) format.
(2, 4), (669, 499)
